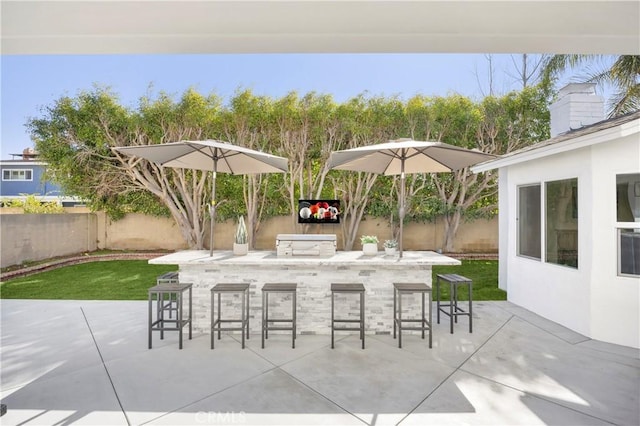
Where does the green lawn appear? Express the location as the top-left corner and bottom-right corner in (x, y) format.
(432, 260), (504, 301)
(1, 259), (504, 301)
(0, 260), (177, 300)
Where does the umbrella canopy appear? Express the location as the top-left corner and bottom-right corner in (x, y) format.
(328, 139), (496, 257)
(115, 140), (288, 256)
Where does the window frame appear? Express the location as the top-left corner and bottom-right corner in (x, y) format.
(2, 168), (33, 181)
(516, 177), (580, 270)
(516, 183), (542, 261)
(544, 178), (579, 269)
(615, 173), (640, 277)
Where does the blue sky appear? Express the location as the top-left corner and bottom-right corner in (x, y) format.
(2, 53), (548, 158)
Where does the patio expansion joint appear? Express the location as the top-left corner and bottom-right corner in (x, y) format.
(272, 368), (370, 426)
(491, 301), (591, 347)
(80, 307), (132, 426)
(247, 337), (370, 424)
(396, 313), (517, 425)
(138, 364), (282, 426)
(236, 334), (370, 426)
(456, 367), (620, 426)
(142, 335), (362, 426)
(449, 312), (621, 426)
(140, 363), (368, 426)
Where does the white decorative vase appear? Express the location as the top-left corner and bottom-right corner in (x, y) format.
(385, 247), (397, 255)
(233, 243), (248, 256)
(362, 243), (378, 256)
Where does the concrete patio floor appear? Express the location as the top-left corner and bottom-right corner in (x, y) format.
(0, 299), (638, 425)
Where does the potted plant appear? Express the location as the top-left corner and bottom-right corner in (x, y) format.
(360, 235), (379, 256)
(233, 215), (249, 255)
(384, 239), (398, 255)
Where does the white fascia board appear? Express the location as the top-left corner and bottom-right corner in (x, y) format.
(471, 118), (640, 173)
(0, 161), (46, 166)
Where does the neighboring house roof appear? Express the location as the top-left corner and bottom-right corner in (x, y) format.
(472, 110), (640, 173)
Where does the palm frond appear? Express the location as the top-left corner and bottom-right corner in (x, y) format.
(541, 54), (604, 81)
(607, 84), (640, 118)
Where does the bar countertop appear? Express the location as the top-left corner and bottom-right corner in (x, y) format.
(148, 250), (461, 267)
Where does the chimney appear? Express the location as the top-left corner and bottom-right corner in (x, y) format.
(20, 147), (38, 160)
(549, 83), (604, 137)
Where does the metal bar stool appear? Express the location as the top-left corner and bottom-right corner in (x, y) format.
(156, 271), (179, 319)
(211, 283), (250, 349)
(261, 283), (297, 349)
(148, 282), (192, 349)
(436, 273), (473, 334)
(393, 282), (433, 348)
(331, 283), (365, 349)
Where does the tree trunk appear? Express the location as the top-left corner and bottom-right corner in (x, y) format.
(442, 209), (462, 253)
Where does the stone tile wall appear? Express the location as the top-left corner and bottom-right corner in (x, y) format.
(180, 263), (434, 335)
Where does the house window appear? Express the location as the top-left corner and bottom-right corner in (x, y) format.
(616, 173), (640, 277)
(546, 178), (578, 268)
(518, 184), (541, 259)
(2, 169), (33, 181)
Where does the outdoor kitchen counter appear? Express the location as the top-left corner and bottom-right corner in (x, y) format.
(149, 250), (460, 334)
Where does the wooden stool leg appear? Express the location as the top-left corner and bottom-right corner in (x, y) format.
(241, 290), (246, 349)
(188, 287), (192, 340)
(428, 290), (433, 348)
(449, 282), (454, 334)
(246, 288), (250, 340)
(421, 291), (425, 339)
(393, 287), (397, 339)
(360, 290), (365, 350)
(211, 291), (216, 349)
(398, 291), (403, 348)
(436, 276), (441, 324)
(331, 291), (335, 349)
(469, 282), (473, 333)
(178, 292), (183, 350)
(217, 293), (222, 340)
(292, 291), (296, 349)
(148, 294), (153, 349)
(261, 290), (266, 349)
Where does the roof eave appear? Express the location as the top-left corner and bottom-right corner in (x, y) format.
(471, 118), (640, 173)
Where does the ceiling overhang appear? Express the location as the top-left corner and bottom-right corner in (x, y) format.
(2, 1), (639, 55)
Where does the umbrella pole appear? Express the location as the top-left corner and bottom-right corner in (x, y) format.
(210, 162), (217, 256)
(399, 158), (406, 258)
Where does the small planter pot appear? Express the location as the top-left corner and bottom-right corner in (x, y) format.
(233, 243), (249, 256)
(384, 247), (397, 255)
(362, 243), (378, 256)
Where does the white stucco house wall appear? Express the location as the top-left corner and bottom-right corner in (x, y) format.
(473, 83), (640, 349)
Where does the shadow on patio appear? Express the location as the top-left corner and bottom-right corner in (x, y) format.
(1, 300), (638, 425)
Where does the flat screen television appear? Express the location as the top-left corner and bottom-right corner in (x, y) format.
(298, 199), (340, 224)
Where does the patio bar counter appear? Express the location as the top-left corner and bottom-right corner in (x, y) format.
(149, 250), (460, 335)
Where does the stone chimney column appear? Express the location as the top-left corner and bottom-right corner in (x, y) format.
(549, 83), (605, 137)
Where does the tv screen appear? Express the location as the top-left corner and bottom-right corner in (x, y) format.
(298, 199), (340, 224)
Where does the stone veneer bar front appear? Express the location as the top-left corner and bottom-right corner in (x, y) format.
(149, 250), (460, 335)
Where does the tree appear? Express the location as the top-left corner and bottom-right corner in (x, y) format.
(29, 87), (224, 249)
(332, 95), (406, 249)
(508, 54), (548, 89)
(542, 55), (640, 117)
(222, 90), (278, 248)
(29, 86), (550, 253)
(441, 87), (550, 251)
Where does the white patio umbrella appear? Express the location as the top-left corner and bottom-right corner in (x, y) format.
(328, 138), (495, 257)
(115, 140), (288, 256)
